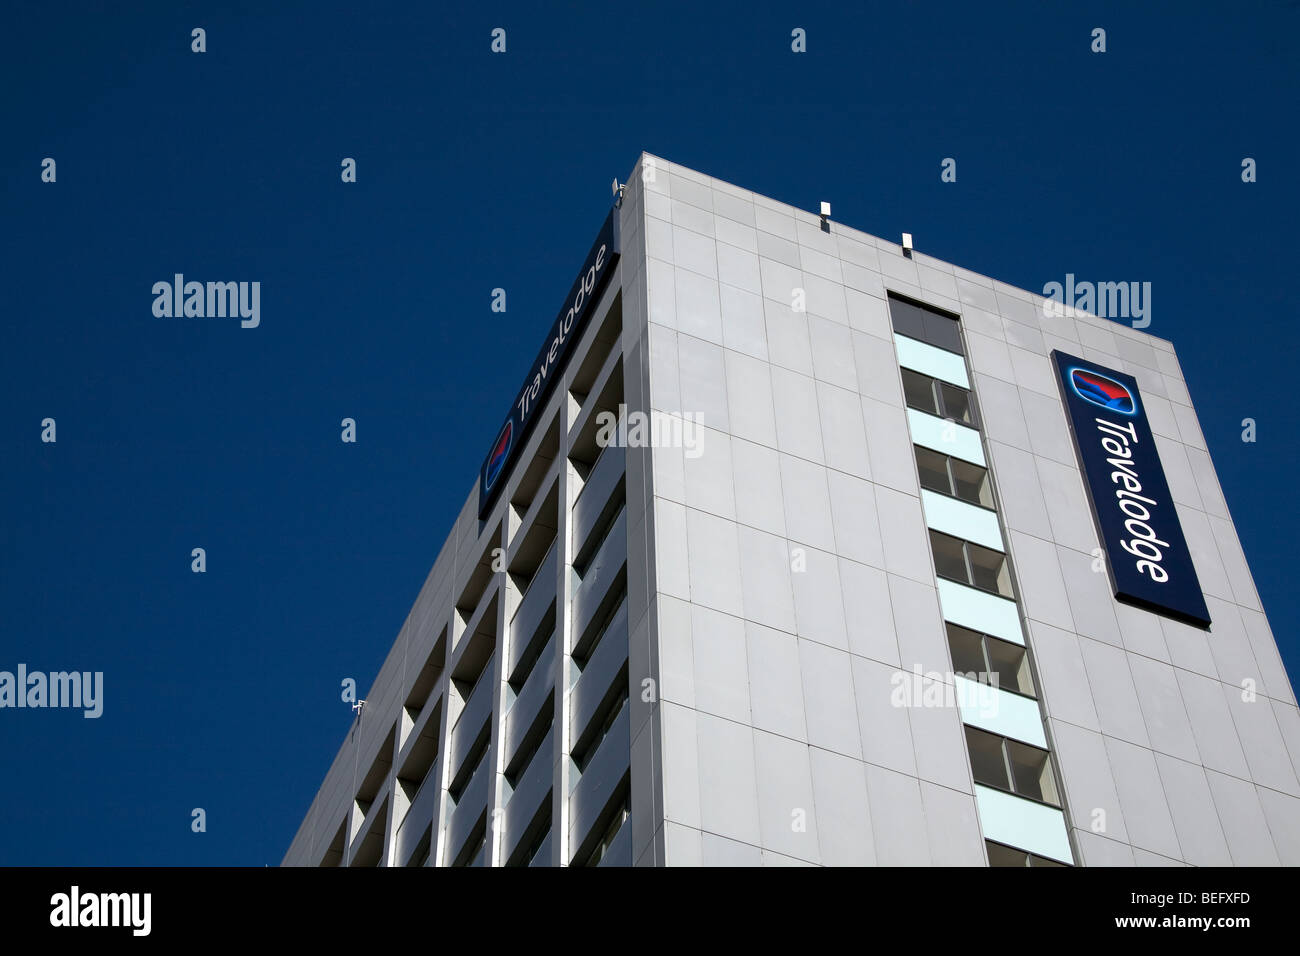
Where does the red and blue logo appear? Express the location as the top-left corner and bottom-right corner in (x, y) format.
(1070, 367), (1137, 415)
(484, 421), (513, 493)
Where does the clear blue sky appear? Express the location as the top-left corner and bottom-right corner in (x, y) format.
(1, 1), (1296, 865)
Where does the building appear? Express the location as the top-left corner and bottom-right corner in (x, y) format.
(282, 153), (1300, 867)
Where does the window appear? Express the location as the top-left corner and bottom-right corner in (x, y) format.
(914, 446), (994, 509)
(900, 368), (977, 426)
(902, 368), (940, 415)
(929, 530), (1013, 597)
(888, 294), (964, 354)
(984, 634), (1035, 697)
(965, 727), (1060, 807)
(946, 624), (1036, 697)
(931, 531), (970, 583)
(1007, 738), (1059, 805)
(986, 840), (1068, 867)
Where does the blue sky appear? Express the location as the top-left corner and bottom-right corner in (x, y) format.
(1, 1), (1296, 864)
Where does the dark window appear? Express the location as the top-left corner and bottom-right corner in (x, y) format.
(986, 840), (1068, 867)
(900, 368), (979, 427)
(1007, 739), (1059, 805)
(968, 542), (1011, 595)
(915, 446), (952, 496)
(930, 531), (970, 583)
(946, 624), (989, 679)
(888, 295), (964, 355)
(984, 635), (1035, 697)
(913, 445), (994, 509)
(938, 381), (975, 425)
(901, 368), (940, 416)
(966, 726), (1011, 791)
(946, 624), (1035, 697)
(965, 727), (1060, 808)
(950, 457), (994, 508)
(986, 841), (1028, 867)
(929, 531), (1013, 598)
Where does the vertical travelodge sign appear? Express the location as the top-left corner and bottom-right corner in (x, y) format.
(477, 209), (621, 518)
(1051, 350), (1210, 627)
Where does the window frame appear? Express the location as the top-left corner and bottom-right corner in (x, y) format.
(900, 367), (980, 428)
(913, 445), (997, 512)
(985, 839), (1069, 868)
(945, 623), (1037, 700)
(964, 726), (1061, 809)
(928, 530), (1015, 599)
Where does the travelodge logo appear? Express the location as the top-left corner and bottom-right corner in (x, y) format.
(484, 421), (513, 494)
(1070, 367), (1137, 415)
(477, 209), (621, 518)
(1051, 350), (1210, 628)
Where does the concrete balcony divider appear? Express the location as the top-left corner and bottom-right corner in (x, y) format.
(570, 597), (629, 744)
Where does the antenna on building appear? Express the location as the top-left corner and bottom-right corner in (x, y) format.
(901, 232), (914, 257)
(819, 201), (832, 233)
(612, 178), (626, 208)
(352, 699), (366, 717)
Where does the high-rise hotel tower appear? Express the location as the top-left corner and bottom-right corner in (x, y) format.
(283, 154), (1300, 867)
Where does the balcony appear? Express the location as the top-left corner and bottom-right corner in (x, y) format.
(596, 819), (632, 867)
(447, 668), (493, 788)
(570, 597), (629, 744)
(571, 508), (628, 659)
(567, 704), (630, 863)
(507, 541), (558, 682)
(503, 632), (557, 769)
(393, 755), (442, 867)
(444, 754), (491, 866)
(572, 445), (626, 569)
(527, 830), (553, 868)
(503, 725), (555, 862)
